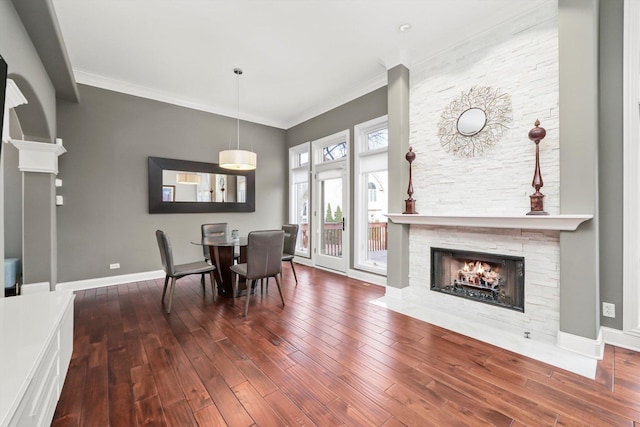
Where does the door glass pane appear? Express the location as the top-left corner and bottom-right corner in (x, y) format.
(321, 177), (343, 257)
(366, 171), (388, 267)
(294, 182), (309, 254)
(322, 142), (347, 162)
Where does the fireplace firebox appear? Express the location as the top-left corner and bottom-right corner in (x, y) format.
(430, 248), (525, 312)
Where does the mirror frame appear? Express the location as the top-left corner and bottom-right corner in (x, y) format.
(148, 156), (255, 213)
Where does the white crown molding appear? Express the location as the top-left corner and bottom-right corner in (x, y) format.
(10, 139), (66, 174)
(5, 79), (28, 109)
(73, 69), (285, 129)
(3, 79), (28, 143)
(73, 68), (389, 131)
(56, 269), (165, 292)
(285, 71), (388, 128)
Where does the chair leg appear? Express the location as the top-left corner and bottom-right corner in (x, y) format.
(244, 283), (252, 317)
(161, 275), (169, 302)
(201, 273), (205, 293)
(274, 274), (285, 307)
(209, 271), (216, 302)
(166, 277), (177, 314)
(289, 260), (298, 285)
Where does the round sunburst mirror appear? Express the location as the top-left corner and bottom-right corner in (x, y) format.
(438, 86), (512, 157)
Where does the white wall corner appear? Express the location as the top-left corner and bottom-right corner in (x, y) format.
(10, 139), (66, 174)
(56, 270), (165, 292)
(557, 329), (605, 359)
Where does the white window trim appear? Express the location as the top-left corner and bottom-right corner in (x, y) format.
(354, 115), (388, 276)
(289, 142), (310, 258)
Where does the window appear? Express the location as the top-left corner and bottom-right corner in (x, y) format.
(354, 116), (388, 275)
(366, 128), (388, 150)
(289, 142), (310, 257)
(314, 133), (348, 164)
(322, 142), (347, 161)
(368, 182), (377, 202)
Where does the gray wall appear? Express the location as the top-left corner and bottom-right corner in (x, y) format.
(285, 87), (388, 269)
(598, 0), (623, 329)
(56, 85), (287, 282)
(286, 87), (387, 148)
(559, 0), (601, 339)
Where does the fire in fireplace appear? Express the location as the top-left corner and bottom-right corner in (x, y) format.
(430, 248), (525, 312)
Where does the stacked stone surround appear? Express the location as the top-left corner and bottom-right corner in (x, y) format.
(406, 3), (561, 340)
(409, 226), (560, 341)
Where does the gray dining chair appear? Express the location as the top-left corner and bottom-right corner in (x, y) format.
(201, 223), (230, 285)
(282, 224), (299, 285)
(156, 230), (217, 314)
(230, 230), (285, 316)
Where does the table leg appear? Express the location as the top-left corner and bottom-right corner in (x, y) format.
(209, 245), (234, 297)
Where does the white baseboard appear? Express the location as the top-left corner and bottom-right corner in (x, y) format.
(21, 282), (50, 294)
(347, 268), (386, 287)
(557, 329), (605, 359)
(383, 285), (411, 300)
(292, 256), (313, 267)
(56, 270), (165, 292)
(601, 326), (640, 352)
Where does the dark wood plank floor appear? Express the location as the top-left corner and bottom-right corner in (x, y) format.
(52, 263), (640, 426)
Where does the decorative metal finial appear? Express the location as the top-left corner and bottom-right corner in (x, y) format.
(403, 146), (418, 214)
(526, 119), (548, 215)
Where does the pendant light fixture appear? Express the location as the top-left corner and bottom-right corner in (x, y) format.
(219, 68), (257, 170)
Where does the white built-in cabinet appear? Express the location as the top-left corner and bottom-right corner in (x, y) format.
(0, 291), (74, 426)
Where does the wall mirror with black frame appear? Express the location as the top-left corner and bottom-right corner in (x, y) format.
(148, 156), (255, 213)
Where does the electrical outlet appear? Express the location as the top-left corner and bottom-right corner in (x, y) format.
(603, 302), (615, 318)
(109, 263), (120, 270)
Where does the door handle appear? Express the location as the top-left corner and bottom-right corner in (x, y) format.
(342, 217), (345, 231)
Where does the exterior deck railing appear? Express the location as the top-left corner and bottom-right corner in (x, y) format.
(298, 222), (387, 256)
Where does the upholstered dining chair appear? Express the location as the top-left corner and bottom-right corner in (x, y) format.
(156, 230), (217, 314)
(201, 223), (230, 285)
(282, 224), (299, 285)
(230, 230), (285, 316)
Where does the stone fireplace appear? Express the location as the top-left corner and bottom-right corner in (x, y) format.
(372, 2), (601, 377)
(430, 247), (524, 312)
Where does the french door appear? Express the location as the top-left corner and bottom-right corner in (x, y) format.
(312, 131), (349, 273)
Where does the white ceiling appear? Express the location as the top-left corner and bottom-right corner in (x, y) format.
(51, 0), (550, 129)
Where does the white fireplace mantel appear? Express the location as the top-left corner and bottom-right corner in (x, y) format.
(386, 213), (593, 231)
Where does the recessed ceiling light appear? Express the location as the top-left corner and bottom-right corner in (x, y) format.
(398, 23), (412, 33)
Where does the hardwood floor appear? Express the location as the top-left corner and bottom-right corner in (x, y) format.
(52, 263), (640, 426)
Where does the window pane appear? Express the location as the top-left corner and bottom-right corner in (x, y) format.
(367, 128), (388, 150)
(366, 171), (388, 267)
(322, 141), (347, 161)
(298, 152), (309, 166)
(294, 182), (309, 253)
(321, 178), (343, 257)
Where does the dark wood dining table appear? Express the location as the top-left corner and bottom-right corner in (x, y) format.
(193, 236), (248, 298)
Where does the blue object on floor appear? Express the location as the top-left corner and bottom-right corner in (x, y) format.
(4, 258), (20, 289)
